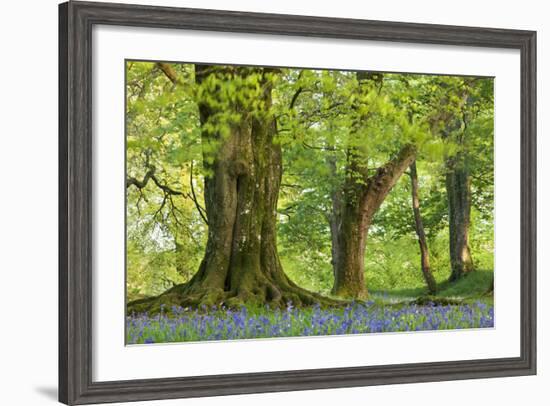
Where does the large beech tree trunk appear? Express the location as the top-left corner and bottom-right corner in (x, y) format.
(331, 144), (417, 299)
(129, 65), (336, 314)
(446, 155), (474, 281)
(409, 160), (437, 294)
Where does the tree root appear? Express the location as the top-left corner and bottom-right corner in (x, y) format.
(127, 278), (347, 315)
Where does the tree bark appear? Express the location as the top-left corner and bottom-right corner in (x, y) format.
(430, 84), (475, 282)
(409, 160), (437, 294)
(331, 144), (417, 299)
(128, 65), (338, 314)
(446, 154), (474, 281)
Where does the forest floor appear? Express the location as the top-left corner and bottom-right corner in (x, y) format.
(126, 300), (494, 344)
(126, 270), (494, 344)
(369, 269), (494, 306)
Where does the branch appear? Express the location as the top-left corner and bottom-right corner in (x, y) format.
(289, 87), (304, 109)
(281, 183), (303, 189)
(167, 194), (184, 228)
(152, 193), (168, 222)
(150, 174), (184, 196)
(156, 62), (181, 85)
(277, 204), (297, 219)
(126, 168), (155, 189)
(127, 164), (210, 227)
(302, 141), (336, 151)
(367, 144), (417, 199)
(189, 161), (209, 225)
(127, 167), (184, 197)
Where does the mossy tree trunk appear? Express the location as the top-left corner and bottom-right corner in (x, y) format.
(331, 144), (417, 299)
(430, 84), (474, 282)
(409, 160), (437, 294)
(446, 153), (474, 281)
(129, 65), (337, 314)
(329, 72), (417, 300)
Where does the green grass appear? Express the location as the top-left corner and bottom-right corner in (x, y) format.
(281, 244), (493, 305)
(370, 269), (494, 305)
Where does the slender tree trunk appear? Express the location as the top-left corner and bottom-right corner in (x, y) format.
(326, 155), (342, 280)
(446, 155), (474, 281)
(129, 65), (337, 314)
(331, 144), (417, 299)
(328, 207), (341, 281)
(409, 160), (437, 294)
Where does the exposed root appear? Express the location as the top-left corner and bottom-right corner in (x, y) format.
(127, 277), (347, 315)
(411, 296), (465, 306)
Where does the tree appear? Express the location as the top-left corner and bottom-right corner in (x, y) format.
(331, 141), (416, 299)
(278, 71), (431, 299)
(440, 84), (474, 281)
(409, 160), (437, 293)
(129, 65), (337, 313)
(446, 149), (474, 281)
(326, 73), (417, 299)
(429, 78), (493, 281)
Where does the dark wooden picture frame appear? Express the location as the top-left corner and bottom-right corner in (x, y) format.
(59, 1), (536, 404)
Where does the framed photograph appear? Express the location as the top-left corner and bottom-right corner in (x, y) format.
(59, 1), (536, 404)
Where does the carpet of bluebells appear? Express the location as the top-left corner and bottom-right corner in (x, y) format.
(126, 301), (494, 344)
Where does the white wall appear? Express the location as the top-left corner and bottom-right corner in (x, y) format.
(0, 0), (546, 405)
